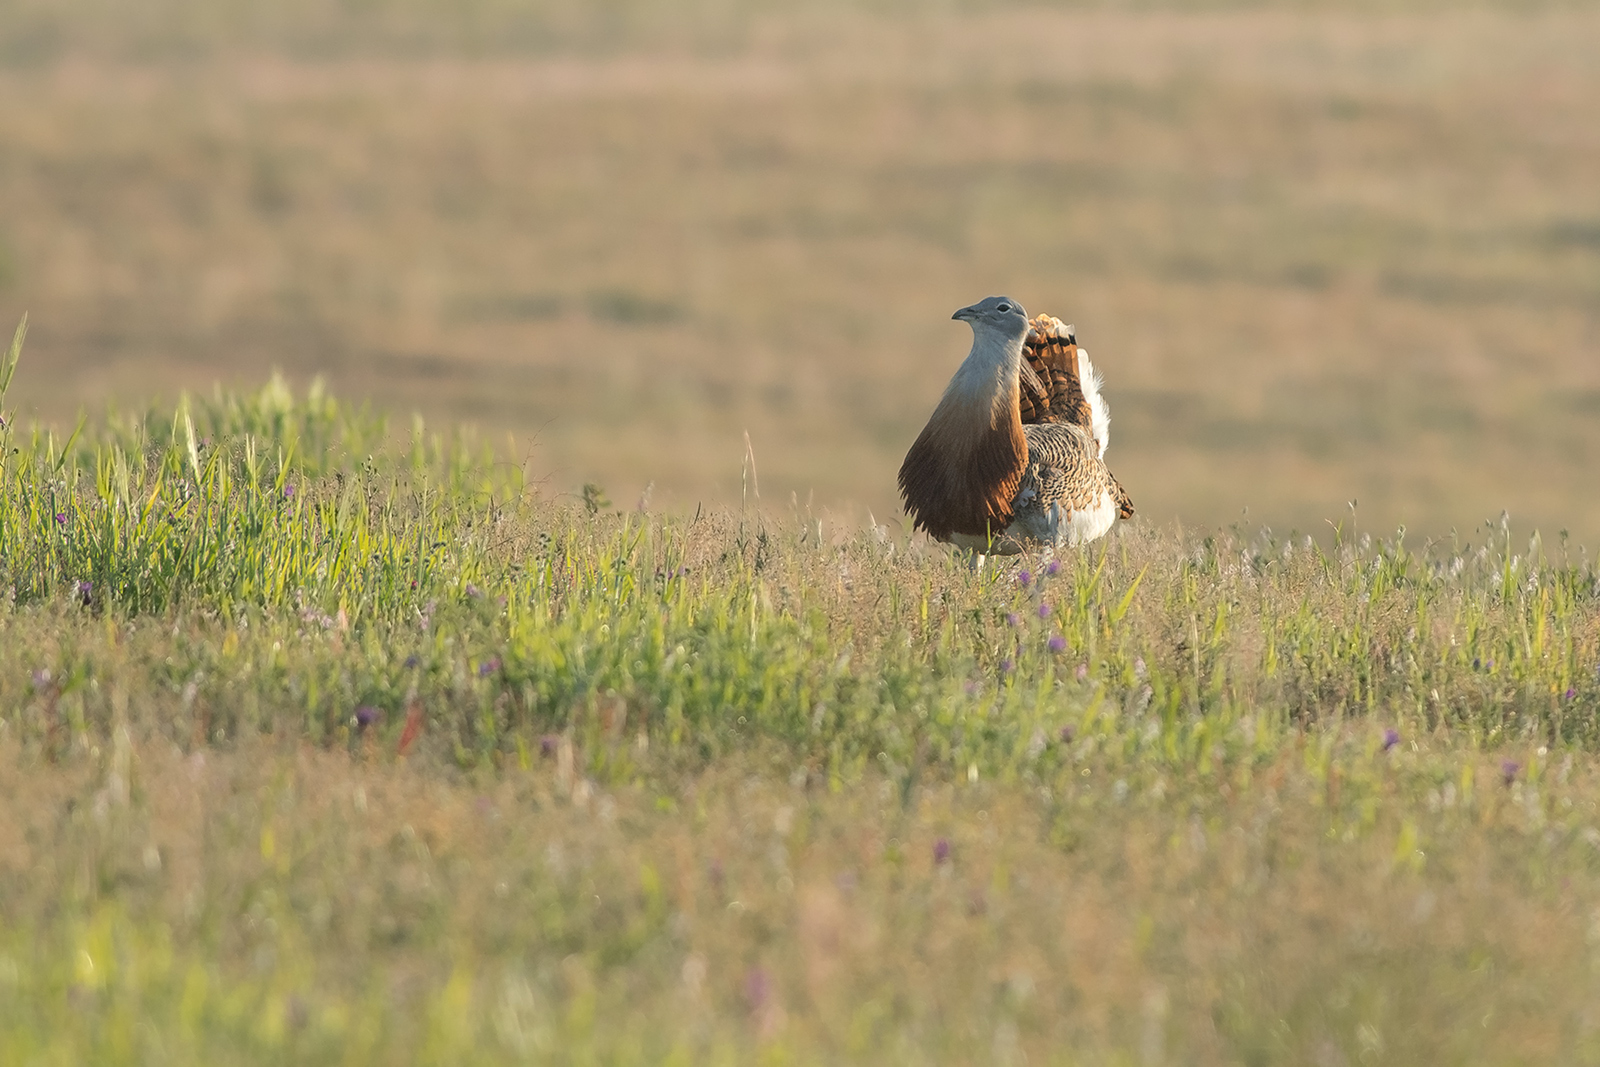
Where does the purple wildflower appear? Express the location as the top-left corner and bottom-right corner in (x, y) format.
(1382, 728), (1400, 752)
(1037, 603), (1051, 619)
(743, 967), (771, 1012)
(933, 838), (951, 865)
(1059, 723), (1076, 744)
(283, 483), (295, 499)
(466, 583), (482, 599)
(479, 657), (501, 677)
(54, 512), (67, 526)
(1564, 688), (1576, 701)
(1006, 612), (1020, 628)
(1047, 634), (1067, 654)
(1016, 570), (1032, 586)
(355, 705), (381, 729)
(1000, 658), (1015, 674)
(403, 654), (420, 669)
(1045, 560), (1061, 577)
(539, 734), (561, 757)
(1501, 760), (1520, 786)
(75, 580), (92, 606)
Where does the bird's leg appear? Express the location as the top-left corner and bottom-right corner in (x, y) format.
(1040, 501), (1065, 548)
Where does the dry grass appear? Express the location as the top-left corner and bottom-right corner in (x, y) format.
(5, 731), (1600, 1064)
(0, 364), (1597, 1061)
(1, 2), (1598, 542)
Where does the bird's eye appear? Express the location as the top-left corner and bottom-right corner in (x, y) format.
(997, 303), (1011, 312)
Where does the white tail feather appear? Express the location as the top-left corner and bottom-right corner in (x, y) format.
(1076, 347), (1111, 458)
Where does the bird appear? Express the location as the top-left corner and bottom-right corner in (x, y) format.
(897, 296), (1133, 561)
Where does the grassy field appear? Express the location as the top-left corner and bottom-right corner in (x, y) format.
(4, 2), (1600, 1062)
(3, 323), (1600, 1063)
(1, 0), (1599, 541)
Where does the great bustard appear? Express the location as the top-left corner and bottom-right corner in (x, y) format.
(897, 296), (1133, 559)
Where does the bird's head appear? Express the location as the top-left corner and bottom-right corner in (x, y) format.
(952, 296), (1029, 342)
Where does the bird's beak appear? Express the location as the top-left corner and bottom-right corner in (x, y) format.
(952, 305), (977, 321)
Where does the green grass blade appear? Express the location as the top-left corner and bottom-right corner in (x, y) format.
(0, 314), (25, 413)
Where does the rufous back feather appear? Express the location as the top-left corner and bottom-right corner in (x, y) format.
(1020, 315), (1111, 458)
(1018, 317), (1093, 428)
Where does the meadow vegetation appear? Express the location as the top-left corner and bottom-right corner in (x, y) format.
(4, 1), (1600, 1062)
(3, 323), (1600, 1063)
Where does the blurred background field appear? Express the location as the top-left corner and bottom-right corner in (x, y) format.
(1, 0), (1598, 544)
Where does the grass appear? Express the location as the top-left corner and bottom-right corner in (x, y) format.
(3, 326), (1600, 1062)
(3, 3), (1600, 1059)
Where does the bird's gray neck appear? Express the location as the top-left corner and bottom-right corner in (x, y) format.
(945, 328), (1026, 412)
